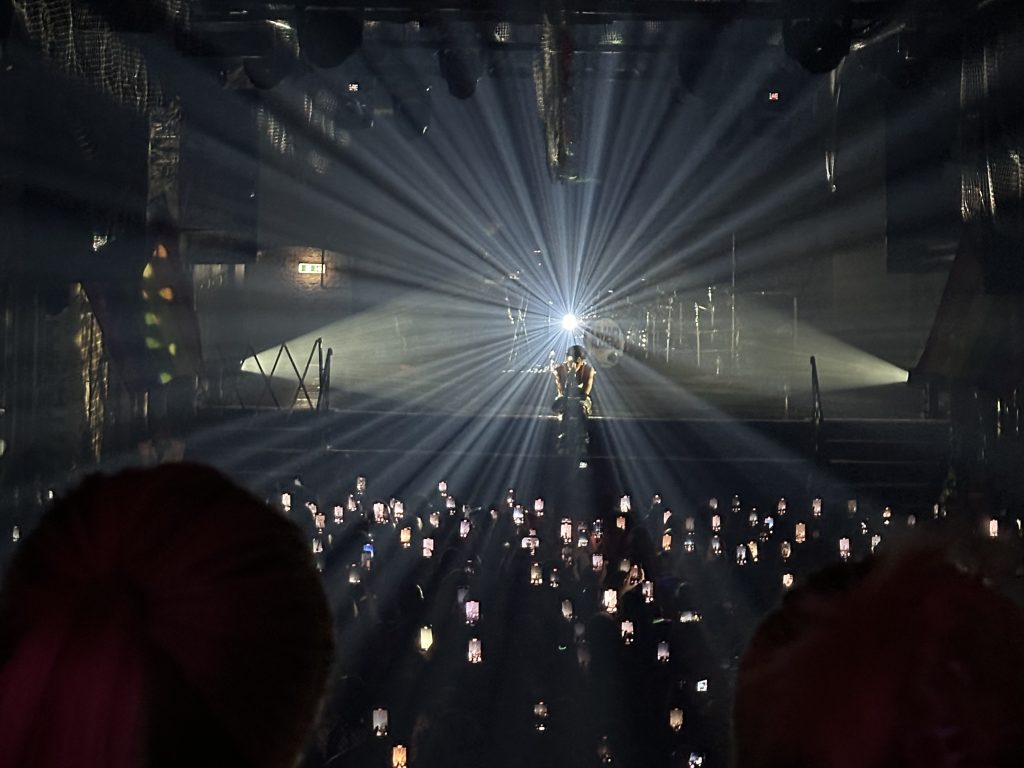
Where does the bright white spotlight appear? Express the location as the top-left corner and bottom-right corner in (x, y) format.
(561, 313), (579, 331)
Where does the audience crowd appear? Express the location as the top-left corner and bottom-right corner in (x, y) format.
(281, 473), (1024, 768)
(3, 464), (1023, 768)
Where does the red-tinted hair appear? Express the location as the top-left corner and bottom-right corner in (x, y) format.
(0, 463), (333, 768)
(734, 549), (1024, 768)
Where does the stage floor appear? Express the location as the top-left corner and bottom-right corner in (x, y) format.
(229, 363), (924, 422)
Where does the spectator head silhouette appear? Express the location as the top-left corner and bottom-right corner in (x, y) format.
(734, 549), (1024, 768)
(0, 463), (333, 768)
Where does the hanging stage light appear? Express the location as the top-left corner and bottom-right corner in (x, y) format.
(439, 44), (483, 100)
(561, 313), (579, 331)
(437, 23), (484, 100)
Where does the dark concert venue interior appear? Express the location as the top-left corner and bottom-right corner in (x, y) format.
(1, 1), (1024, 767)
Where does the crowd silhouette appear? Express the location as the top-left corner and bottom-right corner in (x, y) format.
(285, 471), (1023, 768)
(1, 463), (1022, 768)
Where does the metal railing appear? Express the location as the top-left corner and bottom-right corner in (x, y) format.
(214, 338), (333, 413)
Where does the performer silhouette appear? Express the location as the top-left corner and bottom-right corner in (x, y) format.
(552, 345), (595, 462)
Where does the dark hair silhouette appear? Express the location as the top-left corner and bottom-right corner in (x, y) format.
(734, 549), (1024, 768)
(0, 463), (333, 768)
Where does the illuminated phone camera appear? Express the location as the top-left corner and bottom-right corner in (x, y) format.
(669, 707), (684, 732)
(839, 537), (851, 560)
(560, 518), (573, 543)
(533, 701), (548, 731)
(561, 599), (574, 621)
(418, 625), (433, 652)
(642, 580), (655, 603)
(530, 562), (543, 586)
(620, 620), (635, 645)
(735, 545), (747, 565)
(372, 708), (388, 737)
(657, 640), (670, 663)
(602, 588), (617, 614)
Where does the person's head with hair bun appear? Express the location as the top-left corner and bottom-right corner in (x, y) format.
(0, 463), (333, 768)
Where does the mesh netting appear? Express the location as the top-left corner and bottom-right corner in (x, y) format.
(257, 102), (294, 157)
(534, 15), (577, 179)
(960, 16), (1024, 237)
(12, 0), (185, 113)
